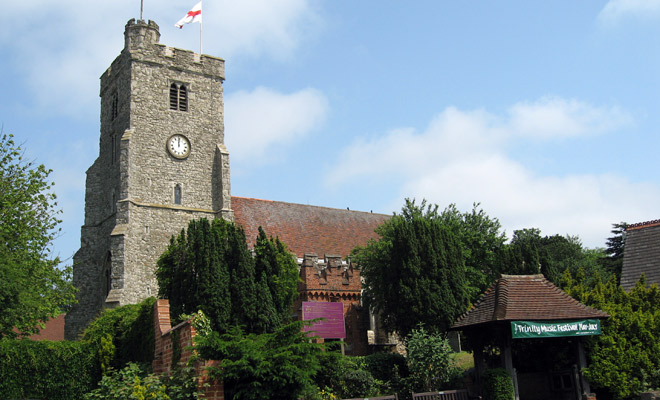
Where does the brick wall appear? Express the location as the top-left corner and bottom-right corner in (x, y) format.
(295, 254), (370, 355)
(152, 299), (224, 399)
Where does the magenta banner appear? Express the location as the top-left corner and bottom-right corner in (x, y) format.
(302, 302), (346, 339)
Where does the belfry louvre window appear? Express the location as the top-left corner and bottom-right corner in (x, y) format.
(169, 83), (188, 111)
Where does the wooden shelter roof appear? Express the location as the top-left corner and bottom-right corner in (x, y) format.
(451, 274), (609, 329)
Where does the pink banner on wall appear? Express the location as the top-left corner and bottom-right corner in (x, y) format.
(302, 301), (346, 339)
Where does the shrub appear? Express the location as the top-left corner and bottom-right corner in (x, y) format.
(407, 326), (462, 392)
(196, 321), (324, 400)
(482, 368), (514, 400)
(0, 339), (97, 399)
(84, 363), (168, 400)
(364, 351), (409, 383)
(82, 296), (156, 370)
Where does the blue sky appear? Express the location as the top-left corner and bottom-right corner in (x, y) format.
(2, 0), (660, 265)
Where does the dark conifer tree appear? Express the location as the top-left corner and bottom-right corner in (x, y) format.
(355, 199), (469, 337)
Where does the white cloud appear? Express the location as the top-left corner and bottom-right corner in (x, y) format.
(598, 0), (660, 24)
(225, 87), (328, 163)
(507, 97), (632, 139)
(0, 0), (321, 116)
(326, 97), (656, 248)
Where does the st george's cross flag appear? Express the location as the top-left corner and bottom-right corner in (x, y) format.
(175, 2), (202, 29)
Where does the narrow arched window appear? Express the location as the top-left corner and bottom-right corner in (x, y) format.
(169, 83), (189, 111)
(174, 184), (182, 205)
(111, 91), (119, 120)
(103, 252), (112, 296)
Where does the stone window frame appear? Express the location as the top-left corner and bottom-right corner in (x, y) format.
(169, 82), (189, 112)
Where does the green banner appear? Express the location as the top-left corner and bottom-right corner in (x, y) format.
(511, 319), (601, 339)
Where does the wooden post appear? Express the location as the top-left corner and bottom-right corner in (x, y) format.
(502, 333), (519, 400)
(577, 338), (591, 394)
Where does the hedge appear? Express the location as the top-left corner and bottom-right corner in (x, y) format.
(0, 339), (98, 399)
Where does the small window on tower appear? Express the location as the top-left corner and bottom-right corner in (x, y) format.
(174, 184), (182, 205)
(111, 91), (119, 120)
(169, 83), (189, 112)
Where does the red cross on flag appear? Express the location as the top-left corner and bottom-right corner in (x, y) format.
(175, 2), (202, 29)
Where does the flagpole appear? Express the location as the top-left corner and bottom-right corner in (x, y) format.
(140, 0), (144, 20)
(199, 1), (203, 55)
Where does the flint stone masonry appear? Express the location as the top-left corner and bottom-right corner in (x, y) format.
(65, 19), (232, 339)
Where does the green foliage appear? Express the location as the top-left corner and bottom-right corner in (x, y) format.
(0, 338), (97, 399)
(254, 226), (300, 327)
(84, 363), (169, 400)
(481, 368), (514, 400)
(0, 133), (76, 338)
(84, 362), (203, 400)
(364, 351), (409, 386)
(82, 297), (156, 370)
(355, 199), (470, 337)
(406, 326), (462, 392)
(196, 321), (325, 400)
(599, 222), (627, 283)
(564, 274), (660, 399)
(500, 228), (609, 288)
(438, 203), (507, 302)
(157, 218), (298, 334)
(315, 354), (381, 399)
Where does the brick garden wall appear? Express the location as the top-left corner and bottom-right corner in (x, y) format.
(152, 299), (224, 400)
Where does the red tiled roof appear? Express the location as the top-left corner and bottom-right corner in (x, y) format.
(27, 314), (66, 341)
(232, 196), (389, 258)
(452, 275), (608, 329)
(627, 219), (660, 231)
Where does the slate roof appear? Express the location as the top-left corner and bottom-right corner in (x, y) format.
(451, 274), (608, 329)
(621, 219), (660, 291)
(232, 196), (390, 258)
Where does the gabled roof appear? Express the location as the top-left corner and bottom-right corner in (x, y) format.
(231, 196), (389, 258)
(621, 220), (660, 291)
(452, 274), (608, 329)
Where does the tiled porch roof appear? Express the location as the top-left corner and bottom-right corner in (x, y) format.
(452, 274), (608, 329)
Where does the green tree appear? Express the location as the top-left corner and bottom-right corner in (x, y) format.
(354, 199), (469, 338)
(600, 222), (627, 283)
(438, 203), (507, 302)
(499, 229), (608, 288)
(156, 218), (297, 334)
(564, 274), (660, 399)
(406, 326), (461, 392)
(0, 133), (75, 338)
(254, 227), (299, 329)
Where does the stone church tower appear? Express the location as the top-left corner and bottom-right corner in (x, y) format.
(65, 19), (232, 339)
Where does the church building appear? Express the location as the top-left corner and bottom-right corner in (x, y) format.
(64, 19), (390, 355)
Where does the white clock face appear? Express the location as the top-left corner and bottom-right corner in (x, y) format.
(167, 134), (190, 159)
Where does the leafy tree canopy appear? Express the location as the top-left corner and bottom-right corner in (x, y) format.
(0, 133), (75, 338)
(156, 218), (298, 334)
(437, 203), (507, 302)
(354, 198), (470, 337)
(564, 272), (660, 399)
